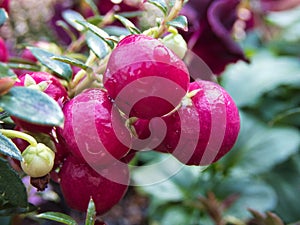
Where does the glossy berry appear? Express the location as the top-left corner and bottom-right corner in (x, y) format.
(133, 81), (240, 165)
(12, 72), (68, 133)
(104, 34), (190, 119)
(0, 38), (8, 62)
(162, 81), (240, 165)
(59, 88), (131, 167)
(59, 156), (129, 214)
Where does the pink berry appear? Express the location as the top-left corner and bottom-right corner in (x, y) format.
(133, 81), (240, 165)
(20, 48), (37, 63)
(59, 88), (131, 167)
(12, 72), (68, 133)
(0, 38), (8, 62)
(104, 34), (189, 119)
(165, 81), (240, 165)
(15, 72), (68, 102)
(59, 156), (129, 214)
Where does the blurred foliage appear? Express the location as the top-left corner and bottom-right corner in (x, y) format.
(131, 5), (300, 225)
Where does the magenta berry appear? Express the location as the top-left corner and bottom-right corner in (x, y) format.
(104, 34), (190, 119)
(15, 72), (68, 102)
(12, 72), (68, 133)
(59, 156), (129, 214)
(134, 81), (240, 165)
(59, 88), (131, 167)
(158, 81), (240, 165)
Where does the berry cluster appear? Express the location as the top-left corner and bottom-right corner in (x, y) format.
(11, 34), (240, 215)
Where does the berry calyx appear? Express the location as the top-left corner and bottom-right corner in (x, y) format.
(104, 34), (190, 119)
(15, 72), (68, 102)
(21, 143), (55, 178)
(59, 88), (131, 167)
(59, 156), (129, 214)
(12, 72), (68, 133)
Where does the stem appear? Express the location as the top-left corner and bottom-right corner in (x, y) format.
(66, 35), (86, 53)
(68, 51), (99, 97)
(72, 51), (98, 86)
(154, 0), (185, 38)
(0, 129), (38, 146)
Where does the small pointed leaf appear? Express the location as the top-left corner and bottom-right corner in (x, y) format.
(0, 87), (64, 127)
(86, 31), (110, 59)
(103, 26), (130, 36)
(114, 14), (141, 34)
(62, 10), (86, 31)
(167, 15), (188, 31)
(85, 198), (96, 225)
(36, 212), (77, 225)
(75, 20), (114, 48)
(0, 133), (22, 161)
(51, 55), (93, 73)
(0, 63), (17, 79)
(7, 63), (40, 72)
(0, 8), (8, 26)
(28, 47), (72, 81)
(84, 0), (99, 16)
(147, 0), (168, 16)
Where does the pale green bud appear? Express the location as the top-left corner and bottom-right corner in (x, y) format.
(21, 143), (55, 178)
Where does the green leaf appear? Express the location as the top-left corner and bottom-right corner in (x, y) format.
(85, 198), (96, 225)
(75, 20), (114, 49)
(264, 155), (300, 223)
(221, 112), (300, 176)
(0, 133), (22, 161)
(84, 0), (99, 16)
(51, 55), (93, 73)
(270, 107), (300, 126)
(147, 0), (168, 16)
(166, 15), (188, 31)
(222, 51), (300, 107)
(62, 10), (86, 31)
(114, 14), (141, 34)
(0, 8), (8, 26)
(0, 86), (64, 127)
(0, 203), (36, 216)
(118, 11), (144, 18)
(7, 63), (40, 72)
(28, 47), (72, 81)
(214, 178), (277, 219)
(36, 212), (77, 225)
(86, 15), (103, 25)
(0, 63), (17, 79)
(103, 26), (130, 36)
(0, 158), (28, 209)
(86, 31), (110, 59)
